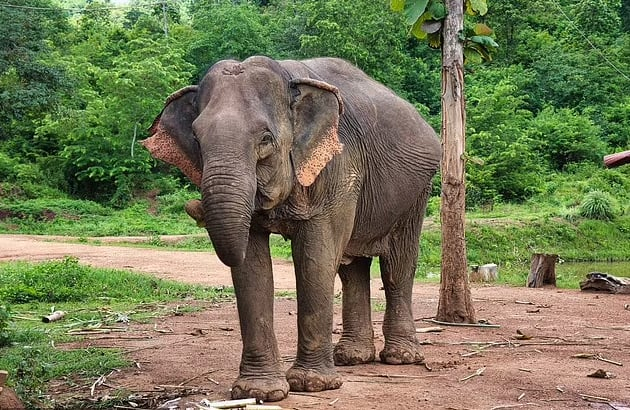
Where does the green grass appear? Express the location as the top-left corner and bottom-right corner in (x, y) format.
(0, 196), (201, 236)
(0, 258), (232, 409)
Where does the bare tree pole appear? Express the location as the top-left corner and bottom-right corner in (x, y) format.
(436, 0), (476, 323)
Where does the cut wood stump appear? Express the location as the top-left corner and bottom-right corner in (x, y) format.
(470, 263), (498, 282)
(580, 272), (630, 294)
(604, 150), (630, 168)
(527, 253), (558, 288)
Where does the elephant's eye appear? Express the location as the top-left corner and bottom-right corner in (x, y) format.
(258, 131), (276, 159)
(261, 131), (274, 145)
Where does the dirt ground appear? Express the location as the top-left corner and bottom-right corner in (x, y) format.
(1, 234), (629, 410)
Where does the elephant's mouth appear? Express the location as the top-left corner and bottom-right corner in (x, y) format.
(255, 189), (278, 211)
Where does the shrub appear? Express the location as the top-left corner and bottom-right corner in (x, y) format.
(0, 304), (10, 347)
(579, 190), (617, 220)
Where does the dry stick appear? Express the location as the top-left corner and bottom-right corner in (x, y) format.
(424, 318), (501, 328)
(206, 398), (257, 409)
(158, 384), (207, 390)
(459, 367), (485, 382)
(83, 335), (152, 340)
(580, 393), (610, 403)
(597, 354), (623, 366)
(90, 374), (106, 397)
(349, 373), (438, 379)
(344, 379), (414, 384)
(586, 325), (630, 331)
(179, 369), (216, 386)
(490, 404), (540, 410)
(125, 335), (199, 353)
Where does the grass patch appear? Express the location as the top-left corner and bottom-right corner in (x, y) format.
(0, 258), (232, 409)
(0, 197), (200, 236)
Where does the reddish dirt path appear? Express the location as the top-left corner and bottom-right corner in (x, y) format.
(1, 234), (629, 409)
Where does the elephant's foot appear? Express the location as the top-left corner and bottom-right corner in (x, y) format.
(286, 365), (343, 392)
(379, 337), (424, 365)
(333, 339), (375, 366)
(231, 374), (289, 402)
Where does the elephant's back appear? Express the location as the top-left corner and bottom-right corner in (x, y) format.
(298, 58), (439, 159)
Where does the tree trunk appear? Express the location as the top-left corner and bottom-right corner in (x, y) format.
(436, 0), (476, 323)
(527, 253), (557, 288)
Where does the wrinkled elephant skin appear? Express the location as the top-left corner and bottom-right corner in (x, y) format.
(144, 56), (441, 401)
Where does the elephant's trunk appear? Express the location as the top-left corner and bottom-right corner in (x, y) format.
(201, 161), (255, 267)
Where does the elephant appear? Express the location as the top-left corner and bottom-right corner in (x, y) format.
(142, 56), (441, 402)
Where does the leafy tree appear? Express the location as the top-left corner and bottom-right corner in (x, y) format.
(38, 28), (195, 204)
(187, 0), (274, 79)
(466, 66), (543, 204)
(0, 0), (70, 156)
(529, 106), (606, 171)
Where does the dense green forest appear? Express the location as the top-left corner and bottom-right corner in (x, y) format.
(1, 0), (629, 212)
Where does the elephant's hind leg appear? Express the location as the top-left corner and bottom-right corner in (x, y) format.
(378, 203), (427, 365)
(334, 257), (376, 365)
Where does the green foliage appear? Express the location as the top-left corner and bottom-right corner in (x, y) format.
(392, 0), (497, 62)
(188, 0), (274, 78)
(465, 67), (543, 205)
(0, 257), (226, 304)
(0, 304), (10, 347)
(0, 0), (628, 210)
(529, 106), (606, 170)
(0, 259), (230, 408)
(579, 190), (617, 220)
(0, 0), (70, 150)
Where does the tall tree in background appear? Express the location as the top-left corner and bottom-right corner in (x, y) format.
(393, 0), (496, 322)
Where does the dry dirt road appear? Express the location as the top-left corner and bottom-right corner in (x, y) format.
(1, 234), (629, 410)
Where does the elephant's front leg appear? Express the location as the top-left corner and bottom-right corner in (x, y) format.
(286, 222), (345, 392)
(230, 230), (289, 402)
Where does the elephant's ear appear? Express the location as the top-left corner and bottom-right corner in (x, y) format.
(142, 85), (202, 187)
(289, 78), (344, 187)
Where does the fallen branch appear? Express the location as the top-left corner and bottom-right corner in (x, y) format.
(572, 353), (623, 366)
(179, 369), (216, 386)
(459, 366), (485, 382)
(424, 319), (500, 328)
(416, 326), (444, 333)
(490, 404), (540, 410)
(90, 374), (106, 397)
(348, 373), (438, 379)
(580, 393), (610, 403)
(203, 398), (257, 409)
(585, 325), (630, 331)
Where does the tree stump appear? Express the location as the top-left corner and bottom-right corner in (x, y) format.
(470, 263), (498, 282)
(527, 253), (558, 288)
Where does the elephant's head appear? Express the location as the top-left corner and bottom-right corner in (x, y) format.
(143, 56), (344, 267)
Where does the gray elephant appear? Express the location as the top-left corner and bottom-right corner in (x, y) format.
(143, 56), (440, 402)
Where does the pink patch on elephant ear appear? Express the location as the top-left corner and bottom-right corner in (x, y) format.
(141, 125), (202, 187)
(295, 123), (343, 186)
